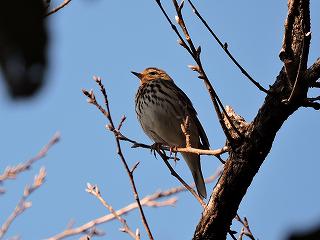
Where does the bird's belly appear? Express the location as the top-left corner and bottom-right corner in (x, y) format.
(138, 103), (184, 146)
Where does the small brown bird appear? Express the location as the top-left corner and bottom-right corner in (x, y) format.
(132, 67), (209, 198)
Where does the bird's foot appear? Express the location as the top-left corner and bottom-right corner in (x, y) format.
(169, 146), (180, 165)
(150, 142), (163, 158)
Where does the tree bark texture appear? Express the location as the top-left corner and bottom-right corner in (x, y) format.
(194, 1), (318, 239)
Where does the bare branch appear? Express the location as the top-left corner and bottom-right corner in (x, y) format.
(83, 77), (226, 232)
(187, 0), (269, 94)
(156, 149), (207, 208)
(117, 115), (127, 130)
(82, 77), (154, 240)
(235, 215), (255, 240)
(118, 129), (229, 157)
(0, 132), (60, 184)
(279, 0), (299, 62)
(78, 227), (105, 240)
(180, 116), (191, 148)
(279, 0), (311, 104)
(86, 183), (137, 239)
(309, 81), (320, 88)
(306, 58), (320, 84)
(0, 168), (46, 239)
(302, 99), (320, 110)
(284, 32), (311, 104)
(45, 0), (72, 17)
(155, 0), (242, 148)
(175, 0), (242, 144)
(171, 146), (228, 157)
(130, 161), (140, 174)
(193, 1), (312, 238)
(47, 172), (221, 240)
(154, 0), (194, 57)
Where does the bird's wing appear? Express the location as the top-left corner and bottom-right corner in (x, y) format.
(194, 116), (210, 149)
(164, 80), (210, 149)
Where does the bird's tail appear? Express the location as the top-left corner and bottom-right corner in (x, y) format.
(182, 152), (207, 199)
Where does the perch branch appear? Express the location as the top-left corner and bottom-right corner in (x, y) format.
(155, 0), (242, 147)
(117, 130), (229, 157)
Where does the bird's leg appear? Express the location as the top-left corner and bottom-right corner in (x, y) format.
(169, 146), (180, 165)
(151, 143), (181, 162)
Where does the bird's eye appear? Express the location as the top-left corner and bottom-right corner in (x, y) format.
(149, 71), (157, 75)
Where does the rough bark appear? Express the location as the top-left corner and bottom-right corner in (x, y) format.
(193, 1), (318, 239)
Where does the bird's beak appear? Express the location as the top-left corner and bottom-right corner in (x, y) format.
(131, 71), (142, 79)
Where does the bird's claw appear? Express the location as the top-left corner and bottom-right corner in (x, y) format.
(168, 146), (180, 165)
(150, 142), (162, 158)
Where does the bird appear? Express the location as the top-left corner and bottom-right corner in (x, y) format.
(132, 67), (210, 198)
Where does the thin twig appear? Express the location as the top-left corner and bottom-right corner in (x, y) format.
(47, 193), (175, 240)
(0, 132), (60, 183)
(82, 77), (154, 240)
(187, 0), (269, 94)
(174, 0), (238, 142)
(235, 214), (255, 240)
(45, 0), (72, 17)
(86, 183), (138, 239)
(181, 116), (191, 148)
(156, 0), (242, 147)
(0, 168), (46, 239)
(155, 0), (195, 57)
(306, 58), (320, 84)
(175, 0), (244, 143)
(117, 115), (127, 130)
(193, 1), (311, 238)
(156, 149), (207, 208)
(47, 172), (221, 240)
(79, 227), (105, 240)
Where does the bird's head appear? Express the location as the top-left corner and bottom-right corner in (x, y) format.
(131, 67), (172, 84)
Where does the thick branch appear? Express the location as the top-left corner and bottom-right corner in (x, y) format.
(194, 0), (311, 238)
(306, 58), (320, 84)
(194, 72), (299, 240)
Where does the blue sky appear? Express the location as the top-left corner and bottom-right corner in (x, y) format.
(0, 1), (319, 239)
